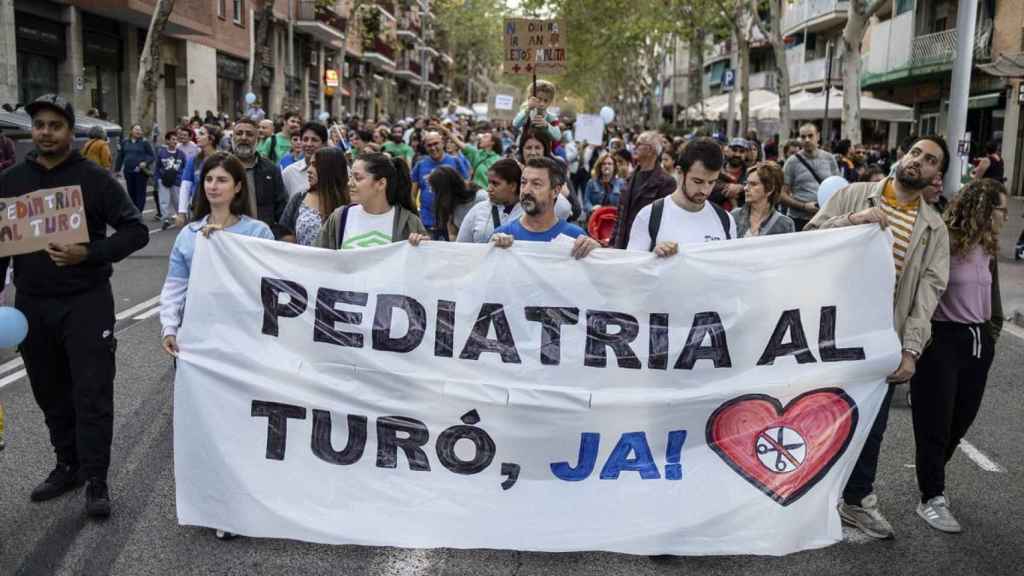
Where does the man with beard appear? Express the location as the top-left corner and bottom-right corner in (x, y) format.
(781, 123), (839, 231)
(231, 116), (288, 225)
(709, 138), (750, 211)
(382, 124), (414, 166)
(457, 158), (571, 243)
(627, 137), (734, 255)
(0, 94), (149, 517)
(807, 135), (951, 541)
(491, 157), (599, 259)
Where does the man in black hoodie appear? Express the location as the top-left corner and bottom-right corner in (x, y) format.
(0, 94), (149, 518)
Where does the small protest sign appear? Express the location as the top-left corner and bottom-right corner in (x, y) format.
(488, 84), (520, 121)
(0, 186), (89, 258)
(503, 18), (567, 75)
(574, 114), (605, 146)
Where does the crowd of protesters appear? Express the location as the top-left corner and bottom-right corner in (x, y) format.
(0, 84), (1016, 547)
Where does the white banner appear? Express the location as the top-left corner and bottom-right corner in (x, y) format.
(174, 227), (900, 556)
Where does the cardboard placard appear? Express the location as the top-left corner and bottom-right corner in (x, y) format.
(503, 18), (567, 75)
(574, 114), (605, 146)
(0, 186), (90, 257)
(488, 83), (521, 121)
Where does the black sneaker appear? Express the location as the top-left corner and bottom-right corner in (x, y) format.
(85, 478), (111, 518)
(30, 463), (83, 502)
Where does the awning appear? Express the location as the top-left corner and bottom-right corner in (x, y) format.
(978, 53), (1024, 78)
(749, 88), (915, 123)
(682, 89), (778, 121)
(967, 92), (1001, 110)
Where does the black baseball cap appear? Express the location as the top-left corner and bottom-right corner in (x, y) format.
(25, 94), (76, 128)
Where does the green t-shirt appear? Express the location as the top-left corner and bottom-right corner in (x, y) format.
(257, 133), (292, 164)
(382, 142), (414, 165)
(463, 144), (500, 190)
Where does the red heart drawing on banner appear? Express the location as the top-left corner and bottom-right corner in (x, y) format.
(705, 388), (858, 506)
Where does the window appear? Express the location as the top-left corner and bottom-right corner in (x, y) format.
(919, 113), (940, 136)
(896, 0), (913, 15)
(218, 0), (226, 18)
(233, 0), (244, 25)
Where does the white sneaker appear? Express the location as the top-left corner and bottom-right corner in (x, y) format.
(838, 493), (895, 539)
(917, 496), (962, 533)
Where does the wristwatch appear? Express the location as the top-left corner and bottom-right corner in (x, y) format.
(902, 348), (920, 360)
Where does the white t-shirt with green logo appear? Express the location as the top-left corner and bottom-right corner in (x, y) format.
(341, 205), (395, 249)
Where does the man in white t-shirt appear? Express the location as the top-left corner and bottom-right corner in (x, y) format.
(281, 121), (327, 197)
(627, 137), (735, 256)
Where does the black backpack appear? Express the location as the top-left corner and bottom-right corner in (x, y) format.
(647, 197), (731, 251)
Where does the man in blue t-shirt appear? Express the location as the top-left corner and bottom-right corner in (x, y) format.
(411, 131), (470, 235)
(492, 157), (600, 259)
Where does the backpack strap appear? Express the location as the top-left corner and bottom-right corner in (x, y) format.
(648, 197), (665, 252)
(794, 152), (824, 184)
(490, 204), (501, 230)
(336, 204), (353, 248)
(710, 202), (732, 240)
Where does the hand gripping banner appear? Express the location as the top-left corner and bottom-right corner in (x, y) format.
(173, 226), (899, 556)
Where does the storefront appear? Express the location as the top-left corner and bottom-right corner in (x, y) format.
(216, 52), (248, 120)
(82, 13), (123, 124)
(15, 11), (64, 104)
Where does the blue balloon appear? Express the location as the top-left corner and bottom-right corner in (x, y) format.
(0, 307), (28, 348)
(244, 92), (257, 105)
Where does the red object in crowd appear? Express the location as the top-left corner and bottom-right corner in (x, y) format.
(588, 206), (619, 247)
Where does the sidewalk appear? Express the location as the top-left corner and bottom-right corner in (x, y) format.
(1000, 195), (1024, 327)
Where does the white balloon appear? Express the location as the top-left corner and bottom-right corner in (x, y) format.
(600, 106), (615, 124)
(817, 176), (849, 210)
(318, 112), (331, 122)
(244, 92), (257, 105)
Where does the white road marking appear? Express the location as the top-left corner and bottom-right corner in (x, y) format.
(959, 440), (1006, 473)
(115, 295), (162, 320)
(0, 356), (24, 376)
(133, 306), (162, 320)
(0, 369), (26, 389)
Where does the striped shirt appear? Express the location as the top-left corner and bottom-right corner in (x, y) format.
(880, 182), (919, 281)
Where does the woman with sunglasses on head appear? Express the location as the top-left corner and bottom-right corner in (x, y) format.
(279, 147), (349, 246)
(316, 152), (426, 250)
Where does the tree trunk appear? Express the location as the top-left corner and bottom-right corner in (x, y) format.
(253, 0), (276, 98)
(767, 0), (791, 138)
(738, 29), (751, 137)
(690, 29), (706, 128)
(841, 0), (887, 144)
(132, 0), (176, 135)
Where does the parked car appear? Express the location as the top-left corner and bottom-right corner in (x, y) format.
(0, 108), (123, 165)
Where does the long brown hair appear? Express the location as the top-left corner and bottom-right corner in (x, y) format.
(945, 178), (1005, 257)
(191, 152), (253, 221)
(310, 147), (349, 223)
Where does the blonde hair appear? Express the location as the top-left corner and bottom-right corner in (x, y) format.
(945, 178), (1005, 257)
(591, 152), (616, 181)
(530, 79), (557, 99)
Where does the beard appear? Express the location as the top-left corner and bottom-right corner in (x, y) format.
(895, 163), (929, 190)
(233, 143), (256, 159)
(390, 134), (402, 143)
(728, 156), (744, 167)
(521, 195), (541, 216)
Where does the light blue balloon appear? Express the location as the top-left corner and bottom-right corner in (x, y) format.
(817, 176), (849, 210)
(0, 307), (28, 348)
(245, 92), (257, 105)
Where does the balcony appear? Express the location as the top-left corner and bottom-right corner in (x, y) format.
(910, 24), (992, 69)
(296, 0), (347, 47)
(782, 0), (850, 36)
(397, 7), (422, 42)
(748, 71), (777, 91)
(363, 37), (397, 70)
(786, 46), (842, 88)
(862, 15), (993, 87)
(375, 0), (397, 20)
(394, 52), (422, 83)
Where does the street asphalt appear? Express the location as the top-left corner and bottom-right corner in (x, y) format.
(1, 197), (1023, 576)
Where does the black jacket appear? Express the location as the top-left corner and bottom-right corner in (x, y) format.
(0, 150), (149, 297)
(249, 155), (288, 226)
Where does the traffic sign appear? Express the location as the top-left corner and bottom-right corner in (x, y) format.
(723, 69), (735, 92)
